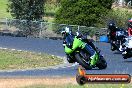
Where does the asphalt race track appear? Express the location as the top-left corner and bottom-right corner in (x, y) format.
(0, 36), (131, 77)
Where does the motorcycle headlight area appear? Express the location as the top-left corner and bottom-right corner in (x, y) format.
(116, 31), (124, 36)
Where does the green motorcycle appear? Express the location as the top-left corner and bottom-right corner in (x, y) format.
(62, 31), (107, 70)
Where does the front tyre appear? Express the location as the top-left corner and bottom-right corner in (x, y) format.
(96, 56), (107, 69)
(67, 56), (75, 63)
(111, 44), (116, 51)
(75, 53), (92, 70)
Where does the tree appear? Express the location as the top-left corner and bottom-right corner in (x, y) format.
(8, 0), (45, 21)
(55, 0), (113, 27)
(99, 0), (113, 9)
(7, 0), (45, 36)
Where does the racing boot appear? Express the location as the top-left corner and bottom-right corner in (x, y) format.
(90, 52), (98, 67)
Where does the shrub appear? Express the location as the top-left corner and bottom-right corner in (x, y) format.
(104, 8), (132, 28)
(55, 0), (113, 27)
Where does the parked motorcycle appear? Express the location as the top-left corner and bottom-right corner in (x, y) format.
(122, 36), (132, 59)
(61, 30), (107, 70)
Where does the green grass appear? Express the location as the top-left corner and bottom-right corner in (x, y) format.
(22, 83), (132, 88)
(0, 0), (11, 19)
(0, 49), (63, 70)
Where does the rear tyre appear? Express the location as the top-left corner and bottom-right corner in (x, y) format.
(75, 53), (92, 70)
(97, 56), (107, 69)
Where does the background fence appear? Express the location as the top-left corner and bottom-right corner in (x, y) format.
(0, 18), (108, 41)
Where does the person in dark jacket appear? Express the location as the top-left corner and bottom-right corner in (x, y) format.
(108, 22), (118, 41)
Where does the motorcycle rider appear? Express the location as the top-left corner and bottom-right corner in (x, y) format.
(122, 18), (132, 59)
(108, 21), (119, 50)
(127, 18), (132, 36)
(62, 26), (98, 67)
(108, 21), (118, 42)
(76, 31), (99, 52)
(108, 21), (126, 51)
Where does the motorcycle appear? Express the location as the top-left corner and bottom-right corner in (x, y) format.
(61, 31), (107, 70)
(122, 36), (132, 59)
(111, 39), (124, 52)
(111, 29), (126, 52)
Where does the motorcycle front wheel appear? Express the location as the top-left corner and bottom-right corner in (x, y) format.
(96, 56), (107, 69)
(75, 53), (92, 70)
(67, 55), (75, 63)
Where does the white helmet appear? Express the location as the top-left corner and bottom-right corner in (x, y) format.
(65, 26), (72, 34)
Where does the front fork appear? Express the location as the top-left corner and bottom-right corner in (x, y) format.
(82, 43), (99, 66)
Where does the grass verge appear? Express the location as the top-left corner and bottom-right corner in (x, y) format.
(0, 0), (11, 19)
(22, 83), (132, 88)
(5, 77), (129, 88)
(0, 49), (63, 70)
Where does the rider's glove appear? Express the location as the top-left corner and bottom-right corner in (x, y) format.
(63, 41), (66, 46)
(76, 31), (82, 38)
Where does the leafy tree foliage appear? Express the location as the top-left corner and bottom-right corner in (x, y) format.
(55, 0), (113, 27)
(99, 0), (113, 9)
(8, 0), (45, 21)
(7, 0), (45, 37)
